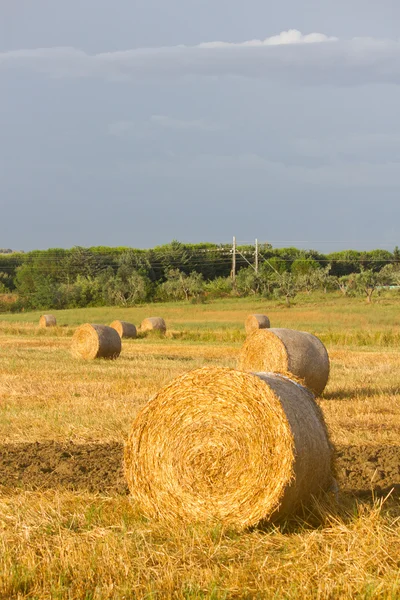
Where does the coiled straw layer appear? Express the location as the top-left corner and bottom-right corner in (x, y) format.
(245, 314), (270, 335)
(110, 320), (137, 339)
(71, 323), (121, 360)
(39, 314), (57, 328)
(238, 328), (330, 395)
(140, 317), (166, 334)
(124, 367), (333, 530)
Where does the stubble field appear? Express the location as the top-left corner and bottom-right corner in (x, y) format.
(0, 296), (399, 599)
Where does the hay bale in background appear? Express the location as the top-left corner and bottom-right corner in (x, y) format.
(140, 317), (166, 334)
(238, 328), (330, 395)
(39, 314), (57, 328)
(124, 366), (334, 530)
(245, 314), (270, 335)
(71, 324), (121, 360)
(110, 320), (137, 339)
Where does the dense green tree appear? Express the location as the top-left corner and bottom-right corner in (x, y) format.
(354, 269), (389, 303)
(204, 277), (233, 299)
(334, 274), (356, 296)
(0, 253), (23, 290)
(104, 271), (150, 306)
(327, 250), (363, 276)
(3, 241), (400, 312)
(291, 258), (320, 276)
(0, 271), (12, 293)
(315, 267), (336, 293)
(62, 247), (103, 283)
(159, 269), (205, 302)
(274, 272), (299, 307)
(235, 267), (262, 296)
(380, 263), (400, 286)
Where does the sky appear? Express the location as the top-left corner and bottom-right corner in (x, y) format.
(1, 0), (400, 252)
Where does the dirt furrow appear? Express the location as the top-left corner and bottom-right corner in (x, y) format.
(0, 442), (399, 497)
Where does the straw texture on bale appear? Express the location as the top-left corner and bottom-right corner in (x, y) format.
(140, 317), (166, 333)
(245, 314), (271, 335)
(124, 366), (333, 530)
(71, 324), (121, 360)
(238, 328), (330, 396)
(110, 320), (137, 339)
(39, 314), (57, 328)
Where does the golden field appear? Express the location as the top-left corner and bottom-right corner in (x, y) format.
(0, 296), (399, 599)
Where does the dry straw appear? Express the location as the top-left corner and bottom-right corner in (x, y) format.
(71, 323), (121, 360)
(238, 328), (330, 396)
(110, 320), (137, 339)
(39, 314), (57, 328)
(140, 317), (166, 334)
(245, 314), (270, 335)
(124, 366), (334, 530)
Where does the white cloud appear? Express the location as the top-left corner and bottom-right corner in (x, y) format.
(2, 30), (400, 86)
(197, 29), (337, 48)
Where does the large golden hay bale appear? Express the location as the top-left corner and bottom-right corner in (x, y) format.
(71, 324), (121, 360)
(140, 317), (166, 334)
(39, 314), (57, 328)
(110, 320), (137, 339)
(238, 328), (330, 396)
(245, 313), (270, 334)
(124, 367), (333, 530)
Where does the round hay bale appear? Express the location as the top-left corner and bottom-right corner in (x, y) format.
(124, 366), (333, 530)
(140, 317), (166, 334)
(39, 314), (57, 328)
(238, 328), (330, 396)
(245, 314), (270, 335)
(110, 320), (137, 339)
(71, 324), (121, 360)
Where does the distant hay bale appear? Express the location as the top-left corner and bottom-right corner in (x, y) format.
(71, 324), (121, 360)
(140, 317), (166, 334)
(238, 328), (330, 396)
(245, 314), (270, 335)
(124, 366), (334, 530)
(110, 320), (137, 339)
(39, 314), (57, 328)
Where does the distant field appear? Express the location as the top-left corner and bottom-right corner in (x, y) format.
(3, 293), (400, 342)
(0, 296), (400, 598)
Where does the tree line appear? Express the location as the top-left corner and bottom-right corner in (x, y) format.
(0, 241), (400, 311)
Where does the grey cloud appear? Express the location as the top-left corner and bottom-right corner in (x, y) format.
(108, 115), (222, 138)
(108, 121), (138, 137)
(113, 152), (400, 188)
(291, 133), (400, 163)
(2, 30), (400, 86)
(150, 115), (223, 131)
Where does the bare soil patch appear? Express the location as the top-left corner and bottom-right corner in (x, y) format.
(0, 442), (127, 494)
(335, 444), (400, 497)
(0, 442), (399, 498)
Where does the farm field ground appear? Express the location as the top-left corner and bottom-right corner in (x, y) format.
(0, 295), (400, 599)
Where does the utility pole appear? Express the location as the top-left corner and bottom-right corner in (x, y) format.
(231, 236), (236, 285)
(255, 238), (259, 273)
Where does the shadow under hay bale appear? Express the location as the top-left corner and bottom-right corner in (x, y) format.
(238, 328), (330, 396)
(39, 314), (57, 328)
(71, 323), (121, 360)
(124, 366), (334, 531)
(140, 317), (166, 334)
(245, 314), (270, 335)
(110, 320), (137, 339)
